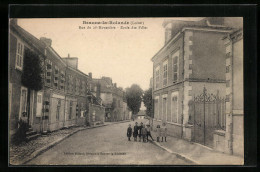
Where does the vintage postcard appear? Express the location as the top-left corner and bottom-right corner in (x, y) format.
(8, 17), (244, 165)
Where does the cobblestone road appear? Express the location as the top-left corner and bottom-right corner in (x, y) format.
(26, 120), (189, 165)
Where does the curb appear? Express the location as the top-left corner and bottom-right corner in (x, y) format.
(150, 141), (199, 165)
(22, 120), (130, 165)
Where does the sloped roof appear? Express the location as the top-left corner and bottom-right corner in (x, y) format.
(10, 22), (46, 55)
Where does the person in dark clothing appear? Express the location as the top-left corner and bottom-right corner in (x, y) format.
(141, 125), (148, 142)
(146, 124), (154, 141)
(133, 122), (139, 141)
(138, 122), (143, 142)
(127, 124), (132, 141)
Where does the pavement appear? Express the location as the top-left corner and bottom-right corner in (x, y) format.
(25, 119), (189, 165)
(149, 129), (244, 165)
(10, 120), (129, 165)
(11, 119), (244, 165)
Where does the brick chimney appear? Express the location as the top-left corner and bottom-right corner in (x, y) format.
(40, 37), (52, 47)
(89, 72), (92, 79)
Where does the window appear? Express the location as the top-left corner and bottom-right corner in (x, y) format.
(154, 97), (159, 119)
(75, 78), (80, 94)
(19, 87), (28, 118)
(171, 92), (178, 123)
(45, 60), (52, 85)
(172, 51), (179, 83)
(69, 101), (73, 119)
(60, 70), (65, 90)
(162, 95), (167, 121)
(54, 66), (59, 89)
(21, 90), (27, 113)
(15, 41), (24, 70)
(37, 95), (42, 103)
(163, 59), (168, 87)
(67, 75), (73, 92)
(155, 66), (160, 89)
(82, 81), (85, 94)
(56, 99), (61, 120)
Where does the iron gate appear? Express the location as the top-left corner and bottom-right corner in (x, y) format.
(191, 87), (226, 148)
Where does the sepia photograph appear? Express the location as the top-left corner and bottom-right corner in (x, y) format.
(8, 17), (244, 166)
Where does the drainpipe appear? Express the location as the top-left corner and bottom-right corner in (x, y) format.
(225, 35), (233, 155)
(41, 51), (47, 133)
(181, 31), (185, 139)
(63, 63), (67, 128)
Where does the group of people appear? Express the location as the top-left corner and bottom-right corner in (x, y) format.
(127, 122), (167, 143)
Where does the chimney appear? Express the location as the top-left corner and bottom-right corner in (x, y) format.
(114, 83), (117, 88)
(97, 83), (101, 98)
(89, 72), (92, 79)
(40, 37), (52, 47)
(68, 54), (70, 58)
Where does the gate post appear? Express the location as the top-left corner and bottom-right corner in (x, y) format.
(203, 86), (206, 145)
(193, 96), (196, 142)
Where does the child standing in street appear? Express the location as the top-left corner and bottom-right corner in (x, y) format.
(161, 122), (167, 142)
(156, 125), (161, 142)
(141, 125), (148, 142)
(146, 124), (154, 141)
(138, 122), (143, 142)
(127, 124), (132, 141)
(133, 122), (139, 141)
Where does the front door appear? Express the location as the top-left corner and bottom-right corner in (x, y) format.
(36, 92), (43, 117)
(162, 97), (167, 121)
(19, 87), (28, 119)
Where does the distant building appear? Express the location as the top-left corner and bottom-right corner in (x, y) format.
(136, 110), (146, 119)
(89, 77), (130, 122)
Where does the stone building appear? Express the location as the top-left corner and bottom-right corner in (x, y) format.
(214, 29), (243, 156)
(9, 19), (104, 141)
(151, 17), (236, 142)
(9, 19), (46, 137)
(90, 77), (128, 122)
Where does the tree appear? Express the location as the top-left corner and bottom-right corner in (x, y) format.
(21, 48), (43, 125)
(125, 84), (143, 115)
(21, 48), (43, 91)
(142, 88), (153, 118)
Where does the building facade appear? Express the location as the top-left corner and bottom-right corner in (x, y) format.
(90, 77), (129, 122)
(151, 18), (235, 142)
(9, 19), (46, 136)
(214, 29), (244, 156)
(9, 19), (105, 141)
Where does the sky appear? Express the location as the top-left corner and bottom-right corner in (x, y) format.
(17, 18), (204, 91)
(17, 18), (167, 91)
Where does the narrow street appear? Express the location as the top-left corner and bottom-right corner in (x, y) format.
(26, 120), (189, 165)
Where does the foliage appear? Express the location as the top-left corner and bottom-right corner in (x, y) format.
(21, 48), (43, 91)
(142, 88), (154, 118)
(125, 84), (143, 115)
